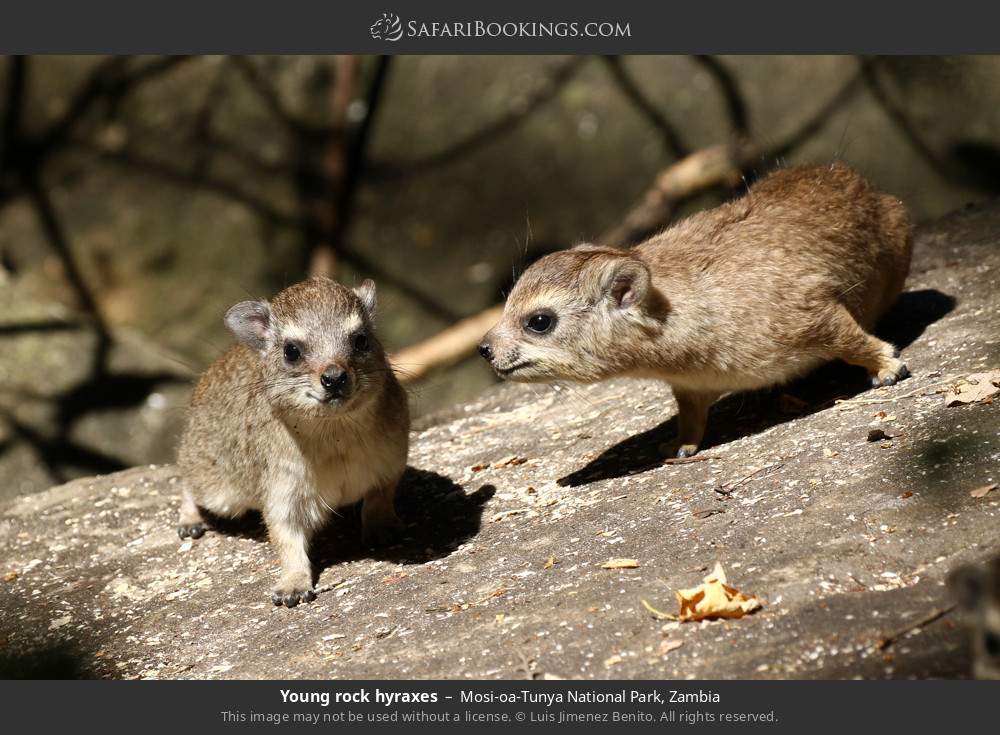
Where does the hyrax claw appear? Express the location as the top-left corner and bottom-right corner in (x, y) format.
(872, 358), (910, 387)
(177, 523), (205, 540)
(271, 587), (316, 608)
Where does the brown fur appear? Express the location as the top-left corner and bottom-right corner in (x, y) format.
(950, 558), (1000, 679)
(481, 163), (913, 456)
(177, 277), (409, 607)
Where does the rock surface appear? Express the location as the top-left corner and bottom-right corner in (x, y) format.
(2, 202), (999, 680)
(0, 281), (191, 502)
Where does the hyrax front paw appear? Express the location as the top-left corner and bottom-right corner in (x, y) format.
(271, 576), (316, 608)
(658, 441), (700, 459)
(871, 357), (910, 387)
(177, 523), (205, 539)
(362, 515), (404, 548)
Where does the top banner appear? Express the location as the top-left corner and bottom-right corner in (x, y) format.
(2, 0), (1000, 54)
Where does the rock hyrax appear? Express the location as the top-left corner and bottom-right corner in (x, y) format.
(480, 162), (912, 456)
(176, 277), (409, 607)
(950, 558), (1000, 680)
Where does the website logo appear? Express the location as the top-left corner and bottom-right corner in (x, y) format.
(370, 12), (403, 41)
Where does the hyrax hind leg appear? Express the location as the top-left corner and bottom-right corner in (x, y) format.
(823, 304), (909, 387)
(177, 487), (206, 540)
(361, 477), (404, 548)
(659, 389), (722, 458)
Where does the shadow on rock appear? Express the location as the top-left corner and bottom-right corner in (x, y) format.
(0, 639), (96, 679)
(310, 467), (494, 572)
(193, 468), (494, 573)
(559, 289), (955, 487)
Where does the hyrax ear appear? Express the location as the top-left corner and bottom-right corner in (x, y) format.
(353, 279), (377, 317)
(224, 300), (272, 352)
(948, 564), (985, 611)
(601, 258), (651, 310)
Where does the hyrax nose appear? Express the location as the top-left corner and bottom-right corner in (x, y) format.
(478, 341), (493, 362)
(320, 366), (350, 397)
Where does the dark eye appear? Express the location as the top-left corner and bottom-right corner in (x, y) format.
(525, 312), (555, 334)
(283, 342), (301, 363)
(352, 332), (369, 352)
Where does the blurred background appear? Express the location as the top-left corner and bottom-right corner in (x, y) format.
(2, 54), (999, 500)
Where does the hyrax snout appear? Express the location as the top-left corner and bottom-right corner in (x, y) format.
(177, 277), (409, 607)
(481, 162), (913, 457)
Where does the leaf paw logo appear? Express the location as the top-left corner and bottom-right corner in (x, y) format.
(370, 12), (403, 42)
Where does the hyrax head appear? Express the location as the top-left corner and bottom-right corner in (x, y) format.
(949, 558), (1000, 680)
(225, 277), (387, 417)
(479, 245), (664, 383)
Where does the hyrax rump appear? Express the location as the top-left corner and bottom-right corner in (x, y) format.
(480, 162), (913, 457)
(177, 277), (409, 607)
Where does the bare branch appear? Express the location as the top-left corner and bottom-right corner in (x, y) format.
(602, 56), (687, 158)
(692, 55), (749, 137)
(231, 56), (298, 129)
(859, 56), (952, 179)
(368, 57), (586, 179)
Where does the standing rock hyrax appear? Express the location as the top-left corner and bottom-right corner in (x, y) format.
(479, 162), (912, 457)
(176, 277), (409, 607)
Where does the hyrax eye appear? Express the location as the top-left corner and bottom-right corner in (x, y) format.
(352, 332), (369, 352)
(525, 312), (555, 334)
(283, 342), (302, 363)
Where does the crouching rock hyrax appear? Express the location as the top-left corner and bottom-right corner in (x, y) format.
(479, 163), (912, 457)
(176, 277), (409, 607)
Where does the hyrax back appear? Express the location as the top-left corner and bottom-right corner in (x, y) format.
(177, 277), (409, 607)
(480, 162), (913, 456)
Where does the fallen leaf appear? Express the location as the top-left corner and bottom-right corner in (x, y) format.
(658, 639), (684, 656)
(492, 455), (528, 469)
(970, 483), (997, 498)
(544, 556), (557, 569)
(2, 571), (16, 582)
(644, 562), (763, 623)
(470, 463), (488, 472)
(901, 491), (913, 499)
(946, 371), (1000, 406)
(602, 558), (639, 569)
(692, 508), (725, 519)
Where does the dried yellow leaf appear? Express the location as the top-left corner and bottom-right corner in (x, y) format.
(601, 558), (639, 569)
(544, 556), (556, 569)
(673, 562), (762, 621)
(946, 371), (1000, 406)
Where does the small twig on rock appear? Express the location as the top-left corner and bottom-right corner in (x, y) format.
(876, 602), (957, 651)
(715, 462), (785, 496)
(834, 379), (957, 409)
